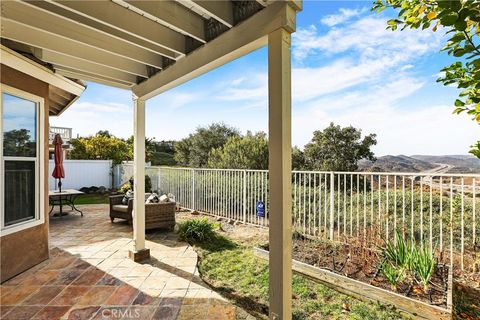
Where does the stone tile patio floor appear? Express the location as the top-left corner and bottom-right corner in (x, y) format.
(0, 204), (251, 320)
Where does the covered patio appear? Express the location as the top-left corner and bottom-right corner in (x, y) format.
(1, 204), (251, 320)
(1, 1), (302, 319)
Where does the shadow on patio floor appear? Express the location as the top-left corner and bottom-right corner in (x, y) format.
(0, 204), (252, 320)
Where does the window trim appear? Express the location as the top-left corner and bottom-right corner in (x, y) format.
(0, 84), (45, 236)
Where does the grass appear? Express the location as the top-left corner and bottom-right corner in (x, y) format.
(194, 233), (408, 320)
(75, 193), (110, 205)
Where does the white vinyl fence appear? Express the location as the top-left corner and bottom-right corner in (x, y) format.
(49, 160), (112, 190)
(118, 164), (479, 272)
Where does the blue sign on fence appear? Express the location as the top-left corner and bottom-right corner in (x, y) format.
(256, 201), (265, 218)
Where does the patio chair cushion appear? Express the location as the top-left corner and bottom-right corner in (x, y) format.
(122, 190), (134, 205)
(146, 193), (160, 204)
(112, 204), (129, 213)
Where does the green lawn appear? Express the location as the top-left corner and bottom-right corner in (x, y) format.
(194, 234), (407, 320)
(75, 193), (110, 205)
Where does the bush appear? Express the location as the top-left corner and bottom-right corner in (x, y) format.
(177, 218), (218, 242)
(119, 175), (152, 193)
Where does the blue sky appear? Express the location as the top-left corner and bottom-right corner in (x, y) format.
(50, 1), (479, 156)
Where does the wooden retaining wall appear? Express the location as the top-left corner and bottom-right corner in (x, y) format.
(253, 247), (452, 320)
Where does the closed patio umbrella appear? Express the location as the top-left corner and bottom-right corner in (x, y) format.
(52, 134), (65, 215)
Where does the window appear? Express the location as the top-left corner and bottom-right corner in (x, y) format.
(1, 85), (44, 235)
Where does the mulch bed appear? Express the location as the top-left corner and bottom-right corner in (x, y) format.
(261, 234), (449, 308)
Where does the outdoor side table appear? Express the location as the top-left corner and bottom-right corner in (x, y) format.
(49, 189), (84, 217)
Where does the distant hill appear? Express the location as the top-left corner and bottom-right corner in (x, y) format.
(358, 154), (480, 173)
(411, 155), (480, 173)
(358, 155), (436, 172)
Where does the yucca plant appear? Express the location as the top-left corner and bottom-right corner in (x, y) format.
(411, 245), (435, 292)
(381, 262), (406, 292)
(383, 232), (414, 272)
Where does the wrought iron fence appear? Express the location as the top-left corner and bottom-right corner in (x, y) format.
(118, 165), (479, 271)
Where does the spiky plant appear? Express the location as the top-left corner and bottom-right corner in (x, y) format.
(411, 245), (435, 292)
(381, 262), (406, 292)
(384, 232), (414, 272)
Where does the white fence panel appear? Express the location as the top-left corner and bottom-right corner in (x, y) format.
(49, 160), (112, 190)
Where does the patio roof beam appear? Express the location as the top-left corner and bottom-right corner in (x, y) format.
(38, 50), (140, 85)
(55, 68), (134, 90)
(27, 0), (180, 59)
(49, 0), (188, 55)
(120, 0), (207, 43)
(1, 20), (149, 78)
(178, 0), (234, 28)
(133, 1), (296, 100)
(1, 1), (165, 68)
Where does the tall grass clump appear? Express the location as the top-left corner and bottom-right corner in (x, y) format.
(177, 218), (218, 242)
(381, 232), (436, 293)
(411, 245), (435, 292)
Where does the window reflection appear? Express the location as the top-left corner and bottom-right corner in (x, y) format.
(2, 93), (37, 157)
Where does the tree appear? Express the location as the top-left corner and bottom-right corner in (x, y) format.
(70, 131), (130, 165)
(174, 138), (193, 166)
(3, 129), (35, 156)
(371, 0), (480, 155)
(126, 136), (155, 163)
(208, 131), (269, 169)
(304, 123), (377, 171)
(292, 146), (306, 170)
(174, 123), (240, 167)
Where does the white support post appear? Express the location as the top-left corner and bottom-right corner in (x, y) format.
(268, 27), (292, 320)
(191, 169), (195, 210)
(129, 96), (150, 262)
(329, 172), (335, 241)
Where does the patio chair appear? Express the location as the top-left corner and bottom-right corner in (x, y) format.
(109, 194), (176, 230)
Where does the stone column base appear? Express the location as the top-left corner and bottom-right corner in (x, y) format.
(129, 248), (150, 262)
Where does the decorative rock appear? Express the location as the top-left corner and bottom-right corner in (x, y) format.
(191, 210), (200, 215)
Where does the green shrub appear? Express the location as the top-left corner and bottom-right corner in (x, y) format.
(177, 218), (218, 242)
(119, 175), (152, 193)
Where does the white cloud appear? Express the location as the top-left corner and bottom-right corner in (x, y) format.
(294, 103), (479, 156)
(49, 102), (133, 138)
(293, 15), (443, 61)
(320, 7), (367, 27)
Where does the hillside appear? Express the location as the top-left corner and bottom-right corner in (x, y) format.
(358, 155), (436, 172)
(411, 155), (480, 173)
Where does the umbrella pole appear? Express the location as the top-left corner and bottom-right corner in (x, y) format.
(59, 178), (62, 216)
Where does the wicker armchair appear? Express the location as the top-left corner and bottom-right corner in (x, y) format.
(109, 194), (176, 230)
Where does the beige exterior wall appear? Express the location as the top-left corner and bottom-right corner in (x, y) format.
(0, 64), (50, 283)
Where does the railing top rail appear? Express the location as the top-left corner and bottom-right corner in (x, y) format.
(122, 165), (480, 178)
